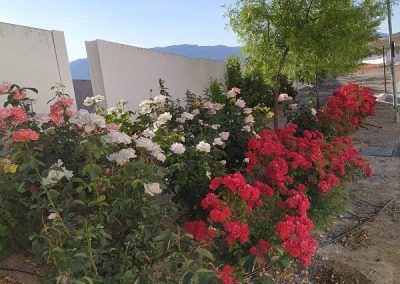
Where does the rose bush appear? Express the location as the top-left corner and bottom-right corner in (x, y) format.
(0, 79), (374, 283)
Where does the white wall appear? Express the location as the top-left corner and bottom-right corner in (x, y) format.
(0, 22), (75, 113)
(86, 39), (226, 110)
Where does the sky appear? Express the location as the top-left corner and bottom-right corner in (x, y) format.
(0, 0), (398, 61)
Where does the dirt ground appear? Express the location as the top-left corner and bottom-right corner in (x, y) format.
(311, 101), (400, 284)
(1, 65), (399, 284)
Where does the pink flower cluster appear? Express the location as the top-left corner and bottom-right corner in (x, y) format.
(49, 97), (74, 126)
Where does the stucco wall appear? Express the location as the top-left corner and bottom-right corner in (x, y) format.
(0, 22), (75, 113)
(86, 39), (226, 110)
(73, 79), (94, 111)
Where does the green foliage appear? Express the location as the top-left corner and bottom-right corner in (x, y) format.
(226, 0), (385, 112)
(225, 55), (298, 108)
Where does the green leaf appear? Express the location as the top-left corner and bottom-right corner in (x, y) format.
(195, 247), (214, 261)
(74, 252), (88, 258)
(82, 164), (102, 180)
(47, 189), (60, 200)
(254, 276), (275, 284)
(134, 274), (150, 284)
(182, 270), (194, 284)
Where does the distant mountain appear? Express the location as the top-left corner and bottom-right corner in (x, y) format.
(70, 58), (90, 80)
(151, 44), (241, 61)
(69, 44), (241, 80)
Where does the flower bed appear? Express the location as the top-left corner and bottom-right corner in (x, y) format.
(0, 81), (373, 282)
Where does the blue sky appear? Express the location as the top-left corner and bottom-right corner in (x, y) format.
(0, 0), (398, 61)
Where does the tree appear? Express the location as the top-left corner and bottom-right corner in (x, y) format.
(227, 0), (385, 128)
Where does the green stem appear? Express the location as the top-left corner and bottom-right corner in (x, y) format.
(85, 220), (99, 276)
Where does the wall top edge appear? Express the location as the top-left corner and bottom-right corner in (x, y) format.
(0, 21), (63, 34)
(87, 39), (227, 64)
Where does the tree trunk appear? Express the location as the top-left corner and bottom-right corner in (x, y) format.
(272, 47), (289, 130)
(315, 74), (320, 110)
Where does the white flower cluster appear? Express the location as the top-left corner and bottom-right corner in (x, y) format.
(135, 137), (166, 162)
(100, 131), (131, 145)
(144, 182), (162, 196)
(42, 159), (74, 186)
(107, 148), (137, 166)
(196, 141), (211, 153)
(70, 109), (106, 132)
(176, 111), (195, 123)
(154, 112), (172, 128)
(83, 94), (105, 107)
(170, 142), (186, 154)
(139, 95), (167, 114)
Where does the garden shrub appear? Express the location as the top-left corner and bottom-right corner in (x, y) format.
(286, 82), (376, 137)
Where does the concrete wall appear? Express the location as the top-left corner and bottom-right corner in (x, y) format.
(0, 22), (75, 113)
(86, 39), (226, 110)
(73, 79), (94, 111)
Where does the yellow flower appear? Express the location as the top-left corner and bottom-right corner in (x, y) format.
(4, 164), (18, 174)
(266, 111), (274, 119)
(193, 99), (202, 108)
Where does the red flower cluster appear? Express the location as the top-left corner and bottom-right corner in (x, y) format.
(249, 239), (270, 265)
(184, 220), (215, 242)
(318, 83), (376, 134)
(276, 215), (317, 266)
(218, 265), (237, 284)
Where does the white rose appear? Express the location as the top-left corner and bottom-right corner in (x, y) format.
(107, 148), (136, 166)
(94, 94), (105, 103)
(153, 95), (166, 105)
(155, 112), (172, 127)
(211, 124), (220, 130)
(226, 90), (236, 99)
(181, 112), (194, 120)
(48, 212), (58, 220)
(143, 129), (156, 139)
(220, 160), (227, 165)
(196, 141), (211, 153)
(83, 97), (95, 106)
(244, 158), (250, 163)
(101, 131), (131, 145)
(242, 125), (251, 132)
(245, 115), (254, 125)
(144, 182), (162, 196)
(243, 108), (253, 114)
(311, 108), (317, 116)
(213, 137), (223, 146)
(219, 132), (230, 141)
(170, 142), (186, 154)
(235, 98), (246, 108)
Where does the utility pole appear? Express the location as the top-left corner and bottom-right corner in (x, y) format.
(387, 0), (399, 122)
(383, 46), (387, 94)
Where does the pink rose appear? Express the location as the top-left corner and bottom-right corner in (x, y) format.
(231, 87), (241, 94)
(106, 123), (120, 132)
(0, 82), (10, 94)
(10, 108), (29, 124)
(277, 93), (293, 102)
(12, 90), (27, 101)
(11, 129), (39, 142)
(290, 103), (298, 111)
